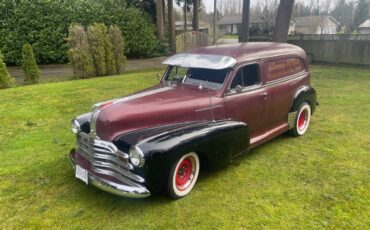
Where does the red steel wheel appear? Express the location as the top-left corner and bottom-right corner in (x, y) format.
(168, 152), (200, 199)
(291, 102), (311, 136)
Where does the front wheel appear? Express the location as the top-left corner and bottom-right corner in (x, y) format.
(167, 152), (200, 199)
(291, 102), (311, 136)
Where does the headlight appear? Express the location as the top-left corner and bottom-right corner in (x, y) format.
(129, 146), (145, 167)
(71, 119), (81, 134)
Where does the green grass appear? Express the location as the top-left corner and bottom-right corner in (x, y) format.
(222, 34), (239, 39)
(0, 65), (369, 229)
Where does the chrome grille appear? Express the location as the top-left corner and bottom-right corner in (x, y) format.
(77, 132), (144, 184)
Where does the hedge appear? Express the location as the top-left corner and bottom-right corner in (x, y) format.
(0, 0), (162, 65)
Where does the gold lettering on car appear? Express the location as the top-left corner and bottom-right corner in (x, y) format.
(267, 58), (303, 80)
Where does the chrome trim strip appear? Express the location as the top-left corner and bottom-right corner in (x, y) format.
(90, 109), (100, 137)
(195, 105), (223, 112)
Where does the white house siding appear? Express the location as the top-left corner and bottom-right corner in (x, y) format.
(359, 28), (370, 34)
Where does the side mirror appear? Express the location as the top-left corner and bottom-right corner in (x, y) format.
(235, 85), (243, 93)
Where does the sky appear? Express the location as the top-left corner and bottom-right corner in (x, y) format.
(202, 0), (337, 13)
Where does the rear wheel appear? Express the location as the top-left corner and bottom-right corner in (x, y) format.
(291, 102), (311, 136)
(167, 152), (200, 199)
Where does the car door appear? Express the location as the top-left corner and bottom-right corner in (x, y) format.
(224, 63), (268, 141)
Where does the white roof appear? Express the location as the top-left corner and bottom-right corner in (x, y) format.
(162, 53), (237, 70)
(359, 19), (370, 28)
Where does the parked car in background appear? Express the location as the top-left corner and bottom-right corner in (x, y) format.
(69, 42), (317, 199)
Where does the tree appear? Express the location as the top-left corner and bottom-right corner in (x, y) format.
(272, 0), (295, 43)
(331, 0), (354, 32)
(67, 24), (95, 79)
(87, 23), (107, 76)
(193, 0), (199, 30)
(156, 0), (164, 39)
(108, 26), (127, 74)
(168, 0), (176, 51)
(239, 0), (250, 42)
(22, 44), (40, 84)
(353, 0), (370, 30)
(0, 51), (15, 89)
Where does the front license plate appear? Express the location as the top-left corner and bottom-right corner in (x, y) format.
(75, 165), (88, 185)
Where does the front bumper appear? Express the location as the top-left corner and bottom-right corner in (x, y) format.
(70, 149), (150, 198)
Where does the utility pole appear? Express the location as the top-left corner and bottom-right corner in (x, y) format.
(213, 0), (217, 44)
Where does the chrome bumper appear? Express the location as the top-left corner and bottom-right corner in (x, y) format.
(70, 149), (150, 198)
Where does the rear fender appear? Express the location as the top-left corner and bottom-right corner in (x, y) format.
(291, 86), (317, 114)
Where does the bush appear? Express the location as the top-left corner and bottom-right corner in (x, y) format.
(87, 23), (108, 76)
(105, 28), (116, 76)
(67, 24), (95, 79)
(108, 26), (126, 74)
(0, 51), (15, 89)
(0, 0), (163, 65)
(22, 44), (40, 84)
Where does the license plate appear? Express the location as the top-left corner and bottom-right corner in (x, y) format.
(75, 165), (88, 185)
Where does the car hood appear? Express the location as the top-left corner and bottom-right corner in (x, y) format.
(95, 84), (225, 141)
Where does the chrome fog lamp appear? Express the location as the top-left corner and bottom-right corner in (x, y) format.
(71, 119), (81, 134)
(129, 146), (145, 167)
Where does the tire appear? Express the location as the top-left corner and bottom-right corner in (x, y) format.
(167, 152), (200, 200)
(291, 102), (311, 137)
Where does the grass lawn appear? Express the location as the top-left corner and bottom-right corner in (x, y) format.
(222, 34), (239, 39)
(0, 65), (369, 229)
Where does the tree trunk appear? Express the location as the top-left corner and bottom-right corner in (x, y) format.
(184, 0), (187, 31)
(239, 0), (250, 42)
(193, 0), (199, 31)
(156, 0), (164, 39)
(168, 0), (176, 51)
(272, 0), (295, 43)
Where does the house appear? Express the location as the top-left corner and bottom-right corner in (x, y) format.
(358, 19), (370, 34)
(294, 15), (339, 34)
(218, 15), (297, 35)
(217, 15), (268, 35)
(175, 21), (209, 34)
(289, 18), (299, 34)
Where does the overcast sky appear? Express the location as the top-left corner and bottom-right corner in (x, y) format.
(202, 0), (336, 13)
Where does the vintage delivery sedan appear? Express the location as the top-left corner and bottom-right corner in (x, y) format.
(70, 42), (317, 199)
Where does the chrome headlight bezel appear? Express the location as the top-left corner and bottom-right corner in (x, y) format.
(71, 119), (81, 134)
(129, 146), (145, 167)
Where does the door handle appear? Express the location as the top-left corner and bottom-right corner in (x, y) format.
(261, 92), (268, 100)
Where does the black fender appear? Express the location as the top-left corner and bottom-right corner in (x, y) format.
(291, 86), (317, 114)
(74, 112), (91, 133)
(115, 120), (249, 193)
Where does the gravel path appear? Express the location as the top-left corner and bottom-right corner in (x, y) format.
(8, 56), (167, 83)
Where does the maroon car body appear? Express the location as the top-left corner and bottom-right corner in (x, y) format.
(70, 42), (317, 199)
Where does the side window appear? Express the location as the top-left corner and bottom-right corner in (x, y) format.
(230, 64), (260, 89)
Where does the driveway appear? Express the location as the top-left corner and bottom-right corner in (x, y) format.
(8, 56), (167, 83)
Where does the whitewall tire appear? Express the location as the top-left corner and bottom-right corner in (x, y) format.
(167, 152), (200, 199)
(291, 102), (311, 136)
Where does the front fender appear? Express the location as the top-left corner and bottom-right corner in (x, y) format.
(133, 120), (249, 193)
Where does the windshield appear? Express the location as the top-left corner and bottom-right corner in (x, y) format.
(164, 66), (229, 89)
